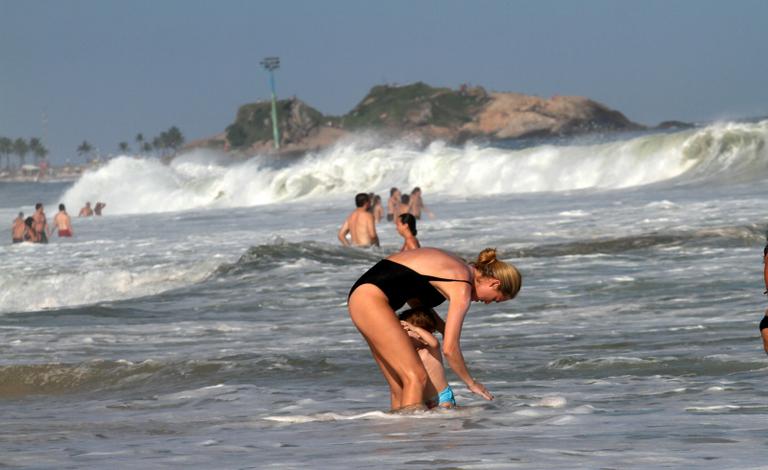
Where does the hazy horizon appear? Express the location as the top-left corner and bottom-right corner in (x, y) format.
(2, 0), (767, 164)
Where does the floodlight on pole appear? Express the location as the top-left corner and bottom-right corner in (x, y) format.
(260, 56), (281, 150)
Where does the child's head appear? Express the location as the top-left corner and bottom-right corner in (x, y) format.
(398, 308), (436, 332)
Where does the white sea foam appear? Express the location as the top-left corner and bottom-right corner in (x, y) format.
(535, 396), (568, 408)
(56, 120), (768, 215)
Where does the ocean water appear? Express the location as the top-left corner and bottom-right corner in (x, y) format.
(1, 120), (768, 469)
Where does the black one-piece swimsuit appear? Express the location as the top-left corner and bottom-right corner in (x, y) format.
(349, 259), (472, 311)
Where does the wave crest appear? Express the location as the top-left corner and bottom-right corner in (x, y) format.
(59, 120), (768, 214)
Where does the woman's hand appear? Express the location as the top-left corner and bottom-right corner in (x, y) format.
(468, 380), (494, 400)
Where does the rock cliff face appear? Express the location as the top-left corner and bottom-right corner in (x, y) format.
(462, 93), (641, 139)
(194, 83), (643, 155)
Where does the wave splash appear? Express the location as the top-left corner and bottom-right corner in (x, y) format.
(59, 120), (768, 215)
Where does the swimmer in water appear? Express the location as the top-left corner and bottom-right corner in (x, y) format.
(396, 213), (420, 252)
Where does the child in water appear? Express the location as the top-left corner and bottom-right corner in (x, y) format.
(398, 307), (456, 408)
(396, 213), (420, 252)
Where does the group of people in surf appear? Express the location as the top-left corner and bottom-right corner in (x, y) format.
(10, 201), (105, 244)
(337, 186), (431, 251)
(11, 203), (72, 244)
(341, 183), (768, 412)
(339, 186), (522, 412)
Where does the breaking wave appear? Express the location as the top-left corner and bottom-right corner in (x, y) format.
(58, 120), (768, 215)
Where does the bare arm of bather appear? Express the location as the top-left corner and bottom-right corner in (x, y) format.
(337, 219), (350, 246)
(435, 281), (494, 401)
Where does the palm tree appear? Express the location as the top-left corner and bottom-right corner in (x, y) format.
(14, 138), (29, 168)
(29, 138), (48, 164)
(152, 136), (164, 156)
(135, 133), (144, 153)
(141, 142), (152, 154)
(0, 137), (12, 169)
(118, 142), (130, 154)
(166, 126), (184, 152)
(77, 140), (93, 162)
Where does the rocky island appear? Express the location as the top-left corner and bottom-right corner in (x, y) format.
(194, 82), (644, 155)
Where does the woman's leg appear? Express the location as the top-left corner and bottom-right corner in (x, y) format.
(349, 284), (428, 409)
(366, 340), (403, 409)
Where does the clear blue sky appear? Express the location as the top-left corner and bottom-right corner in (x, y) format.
(2, 0), (767, 163)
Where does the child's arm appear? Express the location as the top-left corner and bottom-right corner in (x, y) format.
(400, 321), (439, 349)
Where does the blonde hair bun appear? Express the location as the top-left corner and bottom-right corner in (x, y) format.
(475, 248), (498, 268)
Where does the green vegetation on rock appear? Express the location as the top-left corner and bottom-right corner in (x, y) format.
(341, 82), (488, 130)
(226, 99), (331, 149)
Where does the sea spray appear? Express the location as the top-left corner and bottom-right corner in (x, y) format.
(59, 120), (768, 215)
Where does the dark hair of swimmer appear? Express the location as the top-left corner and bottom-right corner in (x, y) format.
(25, 216), (34, 227)
(59, 203), (65, 211)
(399, 213), (417, 236)
(763, 243), (768, 257)
(355, 193), (370, 208)
(398, 308), (437, 332)
(390, 187), (399, 196)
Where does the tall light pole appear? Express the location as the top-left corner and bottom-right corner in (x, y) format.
(260, 56), (281, 150)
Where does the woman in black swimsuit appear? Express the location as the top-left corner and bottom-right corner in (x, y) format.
(348, 247), (521, 411)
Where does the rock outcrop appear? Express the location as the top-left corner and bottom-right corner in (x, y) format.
(462, 93), (642, 139)
(191, 82), (644, 155)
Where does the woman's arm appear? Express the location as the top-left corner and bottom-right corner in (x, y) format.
(440, 283), (494, 400)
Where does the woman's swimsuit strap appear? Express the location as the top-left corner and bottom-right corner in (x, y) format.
(421, 273), (473, 285)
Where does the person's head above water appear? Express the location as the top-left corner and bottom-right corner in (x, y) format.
(59, 203), (65, 211)
(471, 248), (522, 300)
(355, 193), (370, 208)
(398, 308), (436, 333)
(398, 213), (417, 236)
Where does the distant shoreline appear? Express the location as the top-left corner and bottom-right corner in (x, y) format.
(0, 165), (84, 184)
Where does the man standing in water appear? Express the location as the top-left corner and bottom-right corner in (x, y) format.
(53, 204), (73, 237)
(338, 193), (379, 248)
(32, 203), (50, 244)
(79, 202), (93, 217)
(408, 187), (434, 220)
(387, 187), (401, 222)
(11, 212), (26, 243)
